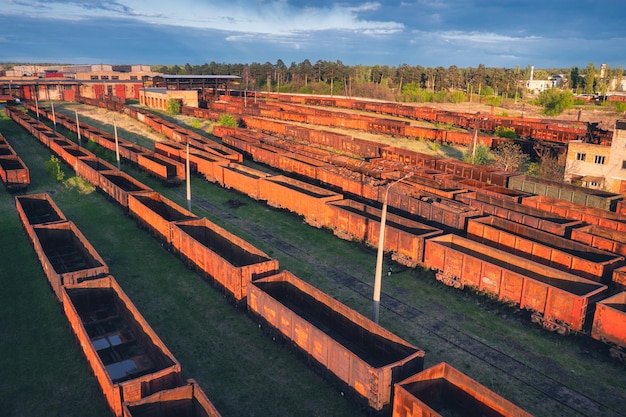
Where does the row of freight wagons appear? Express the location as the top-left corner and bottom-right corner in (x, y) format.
(15, 100), (626, 362)
(13, 188), (536, 417)
(0, 131), (30, 190)
(15, 193), (221, 417)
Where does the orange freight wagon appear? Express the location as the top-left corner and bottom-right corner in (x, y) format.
(392, 362), (534, 417)
(591, 292), (626, 363)
(424, 234), (608, 334)
(467, 216), (624, 283)
(122, 379), (222, 417)
(170, 218), (279, 301)
(29, 221), (109, 301)
(15, 193), (67, 243)
(247, 270), (425, 412)
(99, 170), (153, 208)
(62, 277), (182, 417)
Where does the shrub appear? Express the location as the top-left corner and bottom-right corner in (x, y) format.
(166, 98), (181, 115)
(219, 113), (237, 127)
(494, 126), (517, 139)
(44, 155), (65, 182)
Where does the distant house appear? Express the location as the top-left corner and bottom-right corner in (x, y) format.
(565, 120), (626, 194)
(549, 74), (566, 88)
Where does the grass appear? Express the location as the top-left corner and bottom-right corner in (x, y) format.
(0, 114), (361, 417)
(3, 107), (626, 417)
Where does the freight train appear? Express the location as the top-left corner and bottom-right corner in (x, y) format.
(8, 104), (626, 366)
(10, 123), (537, 417)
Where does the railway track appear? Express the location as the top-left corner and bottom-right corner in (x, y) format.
(173, 188), (625, 417)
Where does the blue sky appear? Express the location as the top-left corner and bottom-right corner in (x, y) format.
(1, 0), (624, 69)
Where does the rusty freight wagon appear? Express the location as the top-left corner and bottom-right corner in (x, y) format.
(220, 163), (271, 200)
(387, 190), (481, 232)
(570, 224), (626, 259)
(75, 156), (118, 188)
(325, 199), (443, 267)
(591, 291), (626, 363)
(128, 191), (197, 245)
(611, 266), (626, 292)
(258, 175), (344, 227)
(98, 170), (153, 208)
(62, 276), (183, 417)
(28, 221), (109, 301)
(508, 174), (624, 211)
(423, 234), (608, 334)
(122, 379), (222, 417)
(455, 192), (583, 237)
(392, 362), (533, 417)
(247, 270), (425, 411)
(0, 155), (30, 191)
(137, 152), (185, 185)
(466, 216), (624, 283)
(15, 193), (67, 243)
(170, 217), (279, 301)
(521, 195), (626, 233)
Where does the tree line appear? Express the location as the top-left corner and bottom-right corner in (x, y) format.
(153, 61), (624, 103)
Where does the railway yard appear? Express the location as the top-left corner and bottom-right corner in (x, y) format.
(1, 95), (626, 417)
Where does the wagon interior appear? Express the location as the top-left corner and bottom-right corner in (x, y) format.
(18, 196), (64, 225)
(134, 194), (195, 222)
(402, 379), (511, 417)
(67, 287), (175, 383)
(256, 280), (419, 367)
(177, 223), (270, 267)
(34, 226), (104, 273)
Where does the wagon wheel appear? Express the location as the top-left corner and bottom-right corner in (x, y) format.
(530, 312), (542, 324)
(609, 347), (626, 364)
(555, 324), (570, 336)
(452, 280), (464, 290)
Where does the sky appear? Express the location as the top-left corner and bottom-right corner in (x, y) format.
(1, 0), (624, 69)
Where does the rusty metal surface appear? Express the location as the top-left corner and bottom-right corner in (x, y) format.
(62, 277), (182, 417)
(170, 218), (279, 301)
(248, 270), (425, 411)
(456, 192), (583, 237)
(467, 216), (625, 283)
(123, 379), (222, 417)
(591, 292), (626, 352)
(424, 234), (608, 333)
(392, 362), (534, 417)
(28, 221), (109, 301)
(326, 199), (442, 266)
(128, 191), (197, 244)
(99, 170), (153, 208)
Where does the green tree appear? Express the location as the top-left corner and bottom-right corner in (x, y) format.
(583, 62), (596, 94)
(219, 113), (237, 127)
(490, 141), (528, 172)
(166, 98), (181, 115)
(464, 143), (491, 165)
(535, 88), (574, 116)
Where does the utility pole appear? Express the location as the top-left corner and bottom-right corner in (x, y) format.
(51, 102), (57, 132)
(373, 172), (413, 324)
(186, 139), (192, 211)
(114, 118), (121, 170)
(75, 110), (81, 146)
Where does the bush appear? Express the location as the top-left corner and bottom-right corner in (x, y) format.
(166, 98), (181, 115)
(219, 113), (237, 127)
(535, 88), (574, 116)
(494, 126), (516, 139)
(613, 101), (626, 112)
(44, 155), (65, 182)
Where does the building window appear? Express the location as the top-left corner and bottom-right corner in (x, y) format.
(130, 76), (137, 80)
(100, 75), (109, 80)
(622, 160), (626, 169)
(111, 75), (119, 80)
(590, 182), (599, 187)
(90, 75), (98, 80)
(576, 153), (586, 161)
(594, 155), (606, 165)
